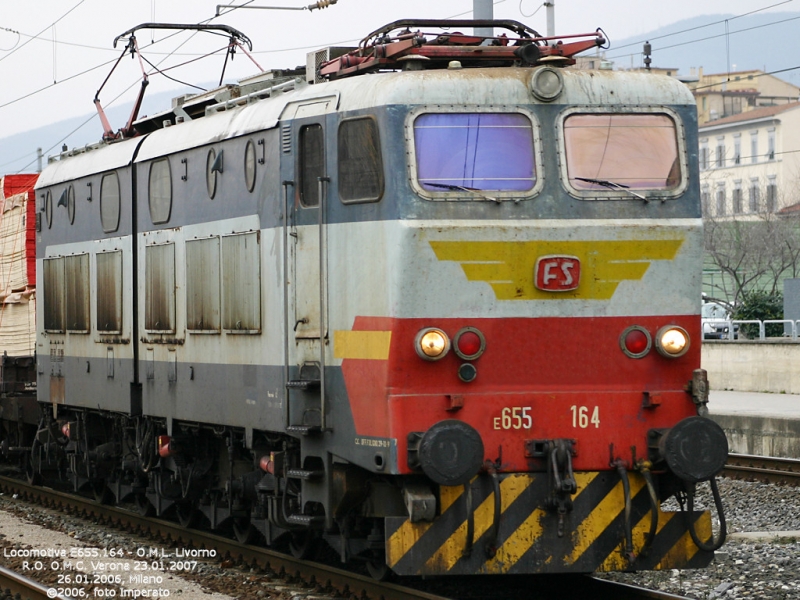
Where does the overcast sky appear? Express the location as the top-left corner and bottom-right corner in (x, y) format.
(0, 0), (797, 146)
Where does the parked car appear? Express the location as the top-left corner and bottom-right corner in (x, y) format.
(702, 301), (737, 339)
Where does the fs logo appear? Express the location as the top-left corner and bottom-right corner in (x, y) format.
(535, 255), (580, 292)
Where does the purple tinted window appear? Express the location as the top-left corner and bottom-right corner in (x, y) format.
(414, 113), (535, 193)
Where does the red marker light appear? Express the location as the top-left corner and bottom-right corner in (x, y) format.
(454, 327), (486, 360)
(620, 326), (651, 359)
(458, 331), (482, 356)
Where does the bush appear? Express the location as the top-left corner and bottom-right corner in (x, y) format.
(732, 291), (784, 338)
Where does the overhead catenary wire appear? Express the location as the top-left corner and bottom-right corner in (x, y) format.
(4, 1), (249, 172)
(610, 0), (794, 52)
(608, 8), (800, 65)
(0, 0), (87, 64)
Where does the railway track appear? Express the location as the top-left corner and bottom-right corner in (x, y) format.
(0, 564), (63, 600)
(0, 474), (698, 600)
(0, 474), (448, 600)
(723, 453), (800, 485)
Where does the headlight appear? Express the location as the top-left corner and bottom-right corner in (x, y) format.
(655, 325), (690, 358)
(415, 328), (450, 361)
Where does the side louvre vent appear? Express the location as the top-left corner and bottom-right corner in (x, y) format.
(281, 124), (292, 154)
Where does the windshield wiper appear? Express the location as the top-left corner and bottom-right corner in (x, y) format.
(574, 176), (647, 201)
(424, 182), (499, 203)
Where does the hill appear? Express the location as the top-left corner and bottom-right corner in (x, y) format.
(609, 12), (800, 81)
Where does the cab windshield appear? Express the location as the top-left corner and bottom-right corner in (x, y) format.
(414, 113), (536, 194)
(564, 113), (681, 193)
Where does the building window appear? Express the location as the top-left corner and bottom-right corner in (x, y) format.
(767, 129), (776, 161)
(96, 250), (122, 334)
(749, 178), (759, 212)
(715, 183), (726, 216)
(338, 117), (384, 203)
(148, 159), (172, 224)
(699, 141), (709, 171)
(732, 181), (743, 214)
(716, 138), (725, 168)
(750, 131), (758, 164)
(100, 172), (120, 233)
(701, 184), (710, 215)
(733, 136), (741, 165)
(766, 177), (778, 212)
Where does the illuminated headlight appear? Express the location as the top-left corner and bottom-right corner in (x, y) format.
(415, 328), (450, 361)
(655, 326), (690, 358)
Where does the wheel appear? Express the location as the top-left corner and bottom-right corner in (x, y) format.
(366, 557), (392, 581)
(93, 483), (114, 505)
(233, 519), (257, 545)
(25, 462), (42, 486)
(26, 440), (42, 485)
(289, 531), (317, 559)
(136, 495), (155, 517)
(176, 503), (197, 528)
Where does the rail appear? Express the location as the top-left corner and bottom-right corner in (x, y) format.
(0, 564), (68, 600)
(722, 453), (800, 484)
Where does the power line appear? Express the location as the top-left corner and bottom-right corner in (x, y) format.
(692, 63), (800, 92)
(7, 1), (249, 172)
(0, 0), (87, 64)
(609, 12), (800, 65)
(611, 0), (795, 52)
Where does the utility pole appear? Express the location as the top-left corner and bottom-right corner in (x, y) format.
(473, 0), (493, 39)
(545, 0), (555, 36)
(37, 148), (43, 173)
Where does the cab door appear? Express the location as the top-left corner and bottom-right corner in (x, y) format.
(292, 121), (327, 344)
(283, 101), (334, 433)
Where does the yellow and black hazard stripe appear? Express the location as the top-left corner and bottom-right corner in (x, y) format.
(385, 471), (714, 575)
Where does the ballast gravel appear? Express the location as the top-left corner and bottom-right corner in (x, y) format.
(1, 477), (799, 599)
(600, 477), (800, 599)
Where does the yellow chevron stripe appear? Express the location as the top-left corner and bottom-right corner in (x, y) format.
(387, 520), (434, 567)
(439, 482), (466, 514)
(333, 330), (392, 360)
(595, 498), (675, 571)
(481, 507), (546, 573)
(424, 475), (532, 572)
(654, 512), (711, 570)
(564, 473), (646, 566)
(430, 239), (683, 301)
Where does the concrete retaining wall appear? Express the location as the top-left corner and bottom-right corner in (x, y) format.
(702, 341), (800, 394)
(710, 414), (800, 458)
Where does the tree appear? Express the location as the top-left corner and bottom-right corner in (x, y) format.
(703, 213), (800, 309)
(732, 290), (784, 338)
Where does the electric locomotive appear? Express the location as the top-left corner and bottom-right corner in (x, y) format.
(24, 19), (728, 577)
